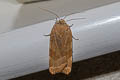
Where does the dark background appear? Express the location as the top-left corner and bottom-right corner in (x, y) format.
(10, 50), (120, 80)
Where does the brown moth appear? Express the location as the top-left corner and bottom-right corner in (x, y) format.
(42, 8), (79, 75)
(49, 19), (73, 75)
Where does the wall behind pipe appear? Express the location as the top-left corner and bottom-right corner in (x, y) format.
(0, 0), (119, 33)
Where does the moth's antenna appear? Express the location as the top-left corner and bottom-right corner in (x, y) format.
(63, 12), (76, 20)
(38, 7), (60, 20)
(63, 12), (85, 21)
(63, 16), (67, 19)
(66, 18), (86, 22)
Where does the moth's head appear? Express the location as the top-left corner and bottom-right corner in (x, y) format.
(55, 19), (66, 24)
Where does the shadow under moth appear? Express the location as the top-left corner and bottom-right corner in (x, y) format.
(42, 8), (79, 75)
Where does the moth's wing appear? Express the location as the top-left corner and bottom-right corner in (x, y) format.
(49, 25), (72, 75)
(61, 26), (72, 75)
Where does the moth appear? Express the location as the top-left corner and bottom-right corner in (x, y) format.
(42, 8), (79, 75)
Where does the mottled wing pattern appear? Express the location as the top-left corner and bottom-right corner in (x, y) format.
(49, 23), (72, 75)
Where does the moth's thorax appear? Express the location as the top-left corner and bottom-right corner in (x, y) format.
(55, 19), (66, 25)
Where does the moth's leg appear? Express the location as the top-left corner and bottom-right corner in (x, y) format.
(72, 36), (79, 40)
(55, 18), (57, 21)
(66, 24), (73, 31)
(51, 75), (57, 80)
(69, 24), (73, 28)
(44, 34), (51, 36)
(64, 75), (69, 80)
(54, 75), (57, 80)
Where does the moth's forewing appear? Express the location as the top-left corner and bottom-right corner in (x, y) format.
(49, 21), (72, 75)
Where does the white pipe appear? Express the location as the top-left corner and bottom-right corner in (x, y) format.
(0, 2), (120, 80)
